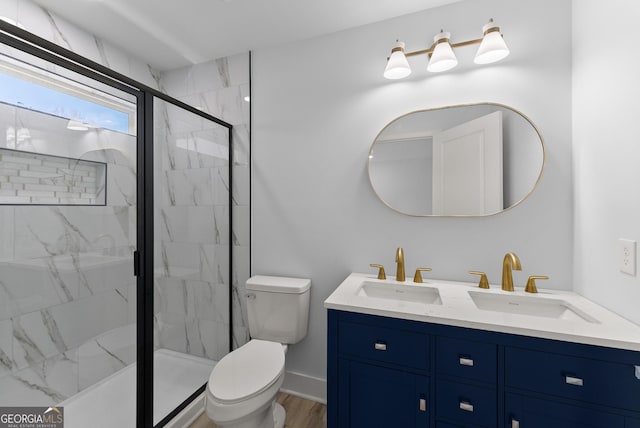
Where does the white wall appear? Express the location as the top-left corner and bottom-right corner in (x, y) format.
(252, 0), (573, 381)
(573, 0), (640, 324)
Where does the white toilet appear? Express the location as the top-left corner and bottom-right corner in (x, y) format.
(205, 275), (311, 428)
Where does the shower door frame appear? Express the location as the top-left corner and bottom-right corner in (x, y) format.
(0, 21), (234, 428)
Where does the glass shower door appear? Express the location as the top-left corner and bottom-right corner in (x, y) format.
(152, 98), (231, 424)
(0, 42), (138, 426)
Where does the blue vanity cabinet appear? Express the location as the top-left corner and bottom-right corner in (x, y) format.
(505, 346), (640, 412)
(505, 393), (626, 428)
(504, 340), (640, 427)
(434, 336), (499, 427)
(328, 310), (432, 427)
(338, 360), (429, 427)
(327, 309), (640, 428)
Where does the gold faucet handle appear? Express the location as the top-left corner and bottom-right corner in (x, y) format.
(469, 271), (490, 289)
(525, 275), (549, 293)
(370, 264), (386, 280)
(413, 268), (432, 283)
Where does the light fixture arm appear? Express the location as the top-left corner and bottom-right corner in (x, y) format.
(402, 37), (484, 59)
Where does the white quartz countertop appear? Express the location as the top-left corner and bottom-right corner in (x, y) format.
(324, 273), (640, 352)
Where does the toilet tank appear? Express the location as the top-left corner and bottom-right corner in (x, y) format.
(246, 275), (311, 344)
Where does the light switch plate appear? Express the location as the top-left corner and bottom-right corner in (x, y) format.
(618, 238), (636, 275)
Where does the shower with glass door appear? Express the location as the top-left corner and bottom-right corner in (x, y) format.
(0, 22), (233, 427)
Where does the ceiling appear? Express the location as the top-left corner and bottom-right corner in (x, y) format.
(31, 0), (461, 71)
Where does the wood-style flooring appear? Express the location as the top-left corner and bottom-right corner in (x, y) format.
(189, 392), (326, 428)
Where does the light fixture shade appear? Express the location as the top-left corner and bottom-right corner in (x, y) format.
(384, 41), (411, 80)
(427, 31), (458, 73)
(67, 119), (89, 131)
(474, 20), (510, 64)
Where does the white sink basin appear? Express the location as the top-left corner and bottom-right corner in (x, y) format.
(357, 281), (442, 306)
(468, 291), (599, 323)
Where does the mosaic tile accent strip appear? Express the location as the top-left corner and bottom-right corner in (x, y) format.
(0, 149), (106, 205)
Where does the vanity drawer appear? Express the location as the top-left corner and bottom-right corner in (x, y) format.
(436, 379), (497, 427)
(338, 321), (429, 370)
(436, 336), (497, 383)
(505, 347), (640, 412)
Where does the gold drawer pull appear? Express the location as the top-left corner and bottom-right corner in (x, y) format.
(459, 401), (474, 412)
(459, 357), (474, 367)
(374, 342), (387, 351)
(565, 376), (584, 386)
(419, 398), (427, 411)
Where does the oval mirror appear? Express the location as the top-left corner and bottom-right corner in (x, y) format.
(368, 103), (545, 217)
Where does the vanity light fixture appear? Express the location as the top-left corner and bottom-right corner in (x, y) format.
(474, 19), (510, 64)
(384, 19), (509, 79)
(383, 41), (411, 79)
(427, 31), (458, 72)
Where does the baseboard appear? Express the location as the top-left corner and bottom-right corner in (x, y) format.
(280, 370), (327, 404)
(166, 392), (205, 428)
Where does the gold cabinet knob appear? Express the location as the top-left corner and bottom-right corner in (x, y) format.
(370, 264), (386, 280)
(525, 275), (549, 293)
(413, 268), (432, 283)
(469, 271), (490, 289)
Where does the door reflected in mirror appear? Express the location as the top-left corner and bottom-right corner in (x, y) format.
(368, 103), (545, 217)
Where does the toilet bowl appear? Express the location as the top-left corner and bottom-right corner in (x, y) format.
(205, 276), (311, 428)
(205, 340), (286, 428)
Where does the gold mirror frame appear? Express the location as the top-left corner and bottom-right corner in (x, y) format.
(367, 102), (546, 217)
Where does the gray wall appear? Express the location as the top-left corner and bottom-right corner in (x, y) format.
(252, 0), (573, 380)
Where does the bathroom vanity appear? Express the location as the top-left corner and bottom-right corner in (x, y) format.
(325, 273), (640, 427)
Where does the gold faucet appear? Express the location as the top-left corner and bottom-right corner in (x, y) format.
(501, 252), (522, 291)
(525, 275), (549, 293)
(369, 264), (386, 280)
(396, 247), (405, 282)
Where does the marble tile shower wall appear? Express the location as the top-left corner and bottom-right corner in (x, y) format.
(159, 54), (251, 352)
(0, 147), (137, 406)
(152, 99), (231, 362)
(0, 1), (151, 405)
(0, 1), (161, 89)
(0, 0), (251, 404)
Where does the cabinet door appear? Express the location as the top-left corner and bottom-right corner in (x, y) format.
(339, 359), (429, 427)
(506, 393), (625, 428)
(627, 417), (640, 428)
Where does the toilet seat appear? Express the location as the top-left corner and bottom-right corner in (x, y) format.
(208, 339), (285, 404)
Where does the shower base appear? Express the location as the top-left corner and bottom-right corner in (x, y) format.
(59, 348), (216, 427)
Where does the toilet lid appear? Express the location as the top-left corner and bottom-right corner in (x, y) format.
(208, 339), (285, 404)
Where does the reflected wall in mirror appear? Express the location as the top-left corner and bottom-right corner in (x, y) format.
(368, 103), (545, 216)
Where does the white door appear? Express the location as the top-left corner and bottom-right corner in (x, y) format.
(432, 111), (503, 215)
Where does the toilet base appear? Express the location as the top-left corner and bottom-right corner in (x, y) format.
(273, 402), (285, 428)
(207, 400), (286, 428)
